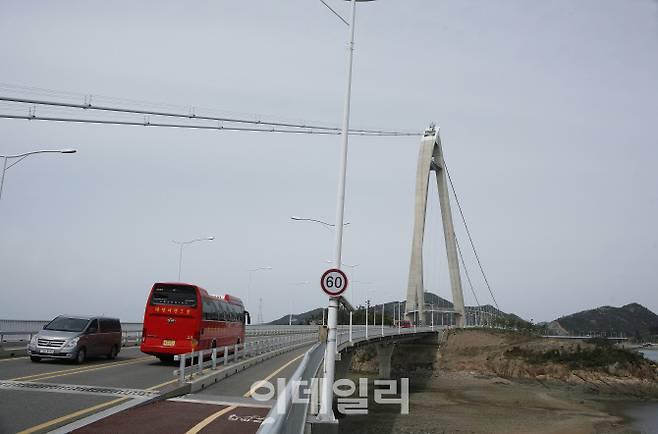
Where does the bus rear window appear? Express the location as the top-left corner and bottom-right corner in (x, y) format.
(150, 285), (198, 307)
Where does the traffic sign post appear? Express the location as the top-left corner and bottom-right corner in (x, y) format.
(320, 268), (348, 297)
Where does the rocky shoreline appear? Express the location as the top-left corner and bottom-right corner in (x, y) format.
(339, 329), (658, 433)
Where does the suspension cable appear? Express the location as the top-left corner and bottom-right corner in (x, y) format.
(441, 156), (500, 311)
(455, 237), (481, 307)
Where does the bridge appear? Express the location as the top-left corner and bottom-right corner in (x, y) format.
(0, 128), (502, 433)
(0, 322), (444, 433)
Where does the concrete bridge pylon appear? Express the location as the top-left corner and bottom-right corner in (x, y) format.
(406, 125), (466, 327)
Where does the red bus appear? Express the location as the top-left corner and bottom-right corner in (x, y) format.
(140, 282), (250, 361)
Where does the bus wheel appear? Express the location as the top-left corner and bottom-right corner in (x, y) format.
(157, 355), (174, 363)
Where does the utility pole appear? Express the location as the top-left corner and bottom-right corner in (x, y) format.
(365, 299), (370, 339)
(257, 298), (263, 324)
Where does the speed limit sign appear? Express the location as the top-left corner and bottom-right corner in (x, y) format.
(320, 268), (348, 297)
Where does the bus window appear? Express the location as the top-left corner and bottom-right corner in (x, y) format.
(229, 304), (238, 322)
(202, 298), (218, 321)
(151, 284), (197, 307)
(215, 300), (227, 321)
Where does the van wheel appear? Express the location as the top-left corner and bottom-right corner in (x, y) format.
(107, 345), (118, 360)
(30, 356), (41, 362)
(75, 348), (86, 364)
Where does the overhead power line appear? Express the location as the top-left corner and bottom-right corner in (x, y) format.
(0, 113), (408, 136)
(0, 96), (418, 137)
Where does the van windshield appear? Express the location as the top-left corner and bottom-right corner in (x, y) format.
(150, 284), (198, 307)
(44, 317), (90, 332)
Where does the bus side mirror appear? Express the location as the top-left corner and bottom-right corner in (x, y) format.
(245, 311), (251, 325)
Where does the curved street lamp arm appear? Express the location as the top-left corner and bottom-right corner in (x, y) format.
(0, 149), (77, 159)
(290, 216), (350, 227)
(172, 237), (215, 246)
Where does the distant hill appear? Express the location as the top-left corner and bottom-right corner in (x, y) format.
(268, 292), (525, 325)
(269, 307), (324, 326)
(555, 303), (658, 337)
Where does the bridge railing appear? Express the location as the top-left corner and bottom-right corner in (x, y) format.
(173, 333), (319, 385)
(0, 321), (322, 346)
(257, 326), (438, 434)
(0, 320), (144, 347)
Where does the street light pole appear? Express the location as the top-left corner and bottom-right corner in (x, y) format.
(172, 237), (214, 281)
(0, 149), (77, 200)
(319, 0), (374, 421)
(247, 266), (273, 308)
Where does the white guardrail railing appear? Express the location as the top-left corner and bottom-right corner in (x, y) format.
(0, 320), (320, 346)
(173, 333), (319, 385)
(257, 326), (439, 434)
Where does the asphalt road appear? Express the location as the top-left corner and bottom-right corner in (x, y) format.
(70, 345), (313, 434)
(0, 327), (428, 433)
(0, 346), (173, 433)
(0, 336), (312, 434)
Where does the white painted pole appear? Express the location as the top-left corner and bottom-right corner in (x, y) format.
(0, 157), (7, 201)
(431, 307), (434, 331)
(365, 303), (369, 340)
(381, 303), (384, 336)
(349, 311), (353, 343)
(178, 244), (184, 281)
(319, 0), (358, 420)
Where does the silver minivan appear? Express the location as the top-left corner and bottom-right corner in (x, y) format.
(27, 315), (122, 364)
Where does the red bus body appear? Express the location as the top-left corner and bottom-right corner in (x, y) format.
(140, 282), (248, 360)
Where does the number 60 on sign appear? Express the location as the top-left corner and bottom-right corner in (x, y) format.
(320, 268), (348, 297)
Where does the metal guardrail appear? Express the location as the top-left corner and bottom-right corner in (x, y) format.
(0, 330), (144, 347)
(258, 326), (438, 434)
(0, 321), (321, 344)
(173, 333), (319, 385)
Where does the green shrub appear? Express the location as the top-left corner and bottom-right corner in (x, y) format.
(504, 343), (644, 370)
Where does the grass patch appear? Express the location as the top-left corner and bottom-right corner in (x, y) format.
(504, 343), (645, 370)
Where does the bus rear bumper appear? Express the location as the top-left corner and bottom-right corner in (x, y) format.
(140, 343), (193, 357)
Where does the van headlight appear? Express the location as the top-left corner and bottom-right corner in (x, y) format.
(30, 335), (38, 346)
(62, 337), (79, 349)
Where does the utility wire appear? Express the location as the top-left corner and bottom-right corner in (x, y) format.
(441, 156), (500, 311)
(0, 96), (418, 136)
(0, 113), (407, 136)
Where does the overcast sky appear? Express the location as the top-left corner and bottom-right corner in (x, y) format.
(1, 1), (656, 323)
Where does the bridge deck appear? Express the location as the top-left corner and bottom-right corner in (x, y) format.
(66, 345), (311, 434)
(0, 336), (307, 433)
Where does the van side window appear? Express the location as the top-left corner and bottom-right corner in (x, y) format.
(88, 319), (99, 333)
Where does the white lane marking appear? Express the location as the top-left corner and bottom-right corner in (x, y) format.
(0, 380), (160, 399)
(168, 395), (274, 408)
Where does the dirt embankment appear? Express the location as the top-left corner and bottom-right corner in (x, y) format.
(438, 329), (658, 398)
